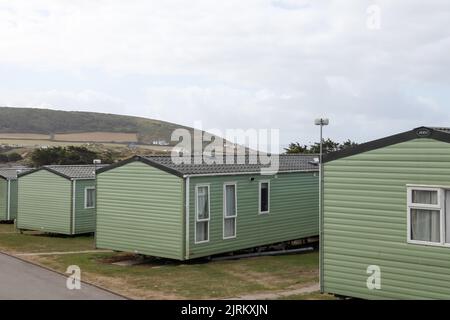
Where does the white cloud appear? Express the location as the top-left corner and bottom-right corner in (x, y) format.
(325, 76), (360, 97)
(0, 0), (449, 149)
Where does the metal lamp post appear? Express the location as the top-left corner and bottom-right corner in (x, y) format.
(314, 118), (329, 293)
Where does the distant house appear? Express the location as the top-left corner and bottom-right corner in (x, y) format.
(0, 168), (31, 221)
(95, 155), (319, 260)
(322, 127), (450, 299)
(17, 165), (107, 235)
(127, 143), (137, 149)
(152, 139), (169, 146)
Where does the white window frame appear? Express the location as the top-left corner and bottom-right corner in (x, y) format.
(84, 187), (96, 209)
(223, 182), (237, 239)
(195, 184), (210, 244)
(406, 186), (447, 247)
(258, 180), (270, 215)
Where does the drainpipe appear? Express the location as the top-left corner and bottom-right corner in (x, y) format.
(72, 179), (76, 235)
(7, 179), (11, 220)
(185, 176), (190, 260)
(319, 160), (324, 293)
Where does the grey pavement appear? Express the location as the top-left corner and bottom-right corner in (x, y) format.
(0, 252), (125, 300)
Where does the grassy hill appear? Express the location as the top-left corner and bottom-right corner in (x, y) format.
(0, 107), (192, 145)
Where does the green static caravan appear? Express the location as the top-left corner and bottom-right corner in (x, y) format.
(321, 126), (450, 300)
(96, 155), (319, 260)
(17, 164), (107, 235)
(0, 168), (31, 221)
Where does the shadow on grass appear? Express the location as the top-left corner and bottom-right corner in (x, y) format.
(96, 246), (318, 269)
(96, 253), (211, 268)
(18, 230), (94, 239)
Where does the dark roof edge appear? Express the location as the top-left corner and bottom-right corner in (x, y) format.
(180, 169), (318, 178)
(96, 156), (185, 177)
(324, 126), (450, 163)
(17, 167), (72, 180)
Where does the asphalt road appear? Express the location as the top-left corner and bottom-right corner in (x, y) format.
(0, 252), (124, 300)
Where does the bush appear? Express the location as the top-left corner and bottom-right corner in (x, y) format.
(0, 152), (23, 163)
(30, 146), (105, 166)
(7, 152), (23, 162)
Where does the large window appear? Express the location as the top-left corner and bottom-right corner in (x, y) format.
(223, 183), (237, 239)
(195, 185), (210, 243)
(85, 187), (96, 209)
(407, 186), (450, 246)
(259, 181), (270, 214)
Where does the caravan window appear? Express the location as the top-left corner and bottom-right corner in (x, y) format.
(195, 185), (210, 243)
(407, 187), (450, 246)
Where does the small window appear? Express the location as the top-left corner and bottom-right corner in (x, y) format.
(407, 187), (443, 245)
(223, 183), (237, 239)
(85, 187), (95, 209)
(412, 190), (438, 205)
(195, 185), (210, 243)
(259, 181), (270, 214)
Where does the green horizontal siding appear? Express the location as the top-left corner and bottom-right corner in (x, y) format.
(96, 161), (184, 260)
(323, 138), (450, 299)
(188, 172), (319, 259)
(74, 179), (96, 234)
(0, 179), (7, 221)
(17, 170), (72, 234)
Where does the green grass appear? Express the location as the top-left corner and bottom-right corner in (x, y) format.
(0, 106), (188, 145)
(0, 223), (14, 233)
(0, 232), (95, 253)
(278, 291), (336, 300)
(0, 226), (320, 299)
(30, 251), (319, 299)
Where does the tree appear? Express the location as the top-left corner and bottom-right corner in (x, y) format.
(99, 150), (118, 164)
(7, 152), (22, 162)
(30, 147), (66, 166)
(308, 138), (341, 154)
(0, 152), (23, 163)
(30, 146), (100, 166)
(284, 138), (358, 154)
(284, 142), (311, 154)
(340, 139), (359, 149)
(64, 146), (98, 165)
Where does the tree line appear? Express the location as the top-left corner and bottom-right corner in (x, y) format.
(284, 138), (358, 154)
(30, 146), (115, 167)
(0, 152), (23, 163)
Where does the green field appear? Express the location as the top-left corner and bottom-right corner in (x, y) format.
(0, 106), (190, 145)
(278, 291), (336, 300)
(0, 223), (14, 233)
(0, 223), (322, 299)
(29, 251), (319, 299)
(0, 138), (172, 150)
(0, 228), (95, 253)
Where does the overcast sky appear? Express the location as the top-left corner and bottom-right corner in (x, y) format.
(0, 0), (449, 151)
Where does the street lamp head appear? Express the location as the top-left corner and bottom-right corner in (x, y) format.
(314, 118), (329, 126)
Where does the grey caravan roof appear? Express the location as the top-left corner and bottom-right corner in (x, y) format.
(0, 168), (32, 180)
(19, 164), (108, 180)
(98, 154), (319, 177)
